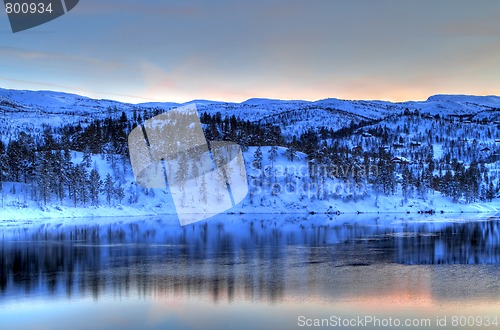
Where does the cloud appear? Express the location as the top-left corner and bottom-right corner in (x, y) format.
(2, 0), (499, 103)
(0, 46), (122, 68)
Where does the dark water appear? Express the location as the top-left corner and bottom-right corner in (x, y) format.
(1, 214), (500, 329)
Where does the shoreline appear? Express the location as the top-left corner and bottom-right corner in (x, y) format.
(1, 206), (498, 224)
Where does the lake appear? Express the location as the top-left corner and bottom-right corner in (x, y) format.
(1, 214), (500, 330)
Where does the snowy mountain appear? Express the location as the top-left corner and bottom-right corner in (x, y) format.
(1, 86), (500, 222)
(401, 94), (500, 117)
(2, 87), (500, 127)
(0, 88), (137, 114)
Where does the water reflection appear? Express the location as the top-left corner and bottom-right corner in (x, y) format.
(1, 215), (500, 304)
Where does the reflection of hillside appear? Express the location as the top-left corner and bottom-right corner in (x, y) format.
(394, 220), (500, 264)
(0, 217), (499, 303)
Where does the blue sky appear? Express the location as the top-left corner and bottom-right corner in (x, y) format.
(1, 0), (499, 103)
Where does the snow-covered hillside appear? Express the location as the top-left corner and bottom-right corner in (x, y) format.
(0, 88), (137, 114)
(1, 87), (500, 222)
(2, 87), (499, 131)
(401, 94), (500, 117)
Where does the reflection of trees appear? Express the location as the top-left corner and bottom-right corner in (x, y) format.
(395, 220), (500, 264)
(1, 218), (500, 301)
(0, 221), (290, 303)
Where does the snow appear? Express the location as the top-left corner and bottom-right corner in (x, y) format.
(1, 145), (499, 224)
(0, 88), (137, 114)
(242, 98), (292, 105)
(1, 87), (500, 224)
(400, 94), (500, 117)
(427, 94), (500, 107)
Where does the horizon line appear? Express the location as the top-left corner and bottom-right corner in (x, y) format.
(1, 85), (499, 106)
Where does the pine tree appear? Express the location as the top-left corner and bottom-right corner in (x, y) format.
(401, 165), (412, 202)
(268, 146), (278, 169)
(284, 146), (297, 162)
(200, 174), (208, 204)
(486, 181), (496, 202)
(253, 147), (263, 170)
(191, 161), (199, 183)
(88, 168), (102, 206)
(113, 182), (125, 204)
(214, 154), (231, 188)
(82, 147), (92, 167)
(52, 150), (66, 202)
(104, 173), (114, 205)
(76, 164), (89, 206)
(36, 151), (55, 205)
(175, 152), (189, 190)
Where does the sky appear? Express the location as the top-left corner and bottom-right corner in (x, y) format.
(0, 0), (499, 104)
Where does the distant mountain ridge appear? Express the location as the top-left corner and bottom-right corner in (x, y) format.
(1, 87), (500, 134)
(1, 86), (499, 111)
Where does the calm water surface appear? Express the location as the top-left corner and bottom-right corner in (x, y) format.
(1, 214), (500, 330)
